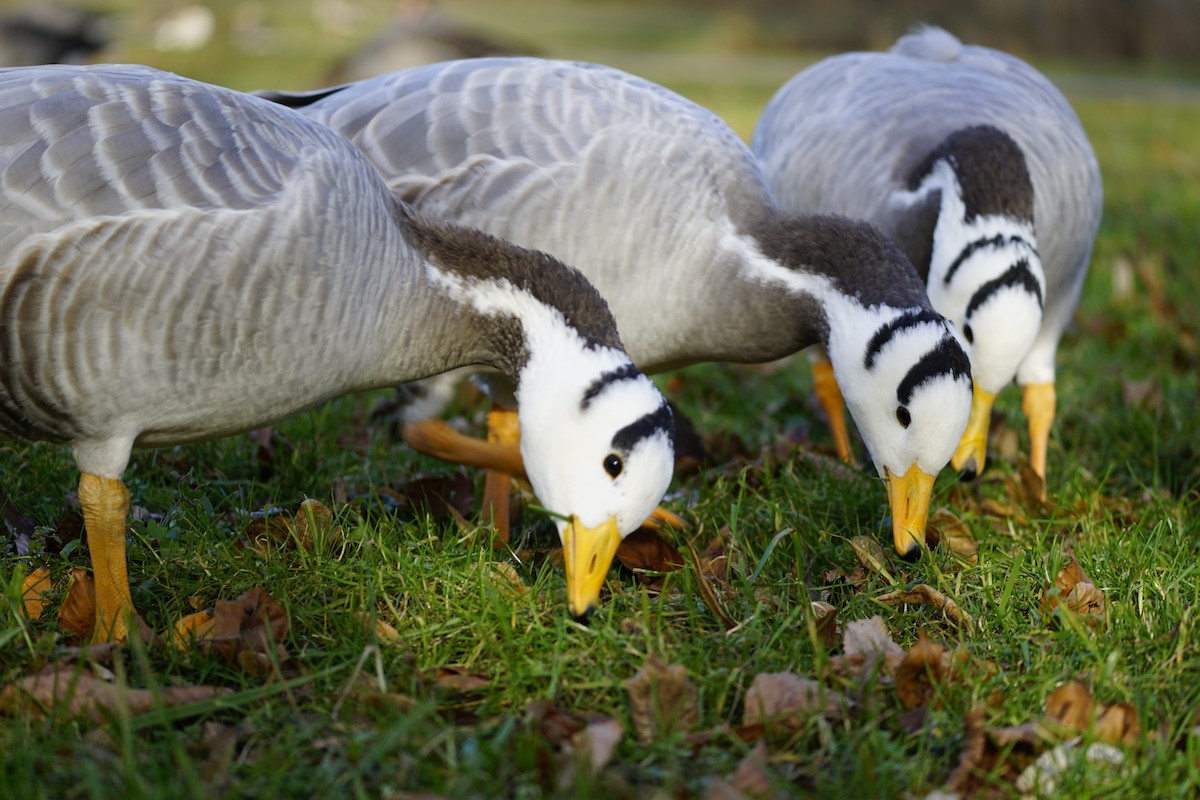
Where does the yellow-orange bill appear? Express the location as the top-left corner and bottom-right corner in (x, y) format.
(562, 515), (622, 620)
(884, 464), (937, 561)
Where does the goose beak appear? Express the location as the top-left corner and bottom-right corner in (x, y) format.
(950, 382), (996, 480)
(884, 464), (936, 561)
(562, 515), (622, 622)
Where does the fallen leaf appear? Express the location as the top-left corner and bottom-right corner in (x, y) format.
(58, 568), (96, 641)
(245, 499), (342, 553)
(184, 587), (292, 677)
(384, 472), (476, 523)
(849, 535), (895, 584)
(926, 508), (978, 564)
(0, 661), (230, 721)
(291, 498), (342, 551)
(943, 707), (1044, 795)
(809, 601), (839, 649)
(742, 671), (846, 727)
(842, 615), (906, 665)
(704, 741), (778, 800)
(486, 562), (527, 596)
(1041, 556), (1107, 624)
(624, 655), (699, 743)
(894, 632), (950, 710)
(571, 716), (623, 775)
(434, 666), (490, 692)
(197, 720), (240, 788)
(20, 568), (51, 621)
(615, 529), (684, 579)
(685, 543), (736, 630)
(172, 610), (216, 649)
(875, 584), (974, 629)
(351, 612), (402, 643)
(1045, 680), (1140, 746)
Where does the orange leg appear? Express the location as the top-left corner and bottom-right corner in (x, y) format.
(811, 360), (855, 463)
(78, 473), (132, 643)
(1021, 381), (1056, 497)
(481, 407), (521, 544)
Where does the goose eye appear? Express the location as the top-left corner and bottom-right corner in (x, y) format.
(603, 453), (623, 479)
(896, 406), (911, 429)
(963, 324), (974, 344)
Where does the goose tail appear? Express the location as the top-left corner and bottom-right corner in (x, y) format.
(891, 25), (962, 63)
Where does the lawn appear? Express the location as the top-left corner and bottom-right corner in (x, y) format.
(2, 2), (1199, 798)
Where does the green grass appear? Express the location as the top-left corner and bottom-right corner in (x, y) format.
(3, 3), (1200, 798)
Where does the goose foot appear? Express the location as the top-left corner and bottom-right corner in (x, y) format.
(78, 473), (133, 643)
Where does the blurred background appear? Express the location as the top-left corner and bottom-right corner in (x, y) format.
(2, 0), (1198, 139)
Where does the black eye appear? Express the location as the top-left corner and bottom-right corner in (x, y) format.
(603, 453), (623, 478)
(963, 324), (974, 344)
(896, 406), (911, 428)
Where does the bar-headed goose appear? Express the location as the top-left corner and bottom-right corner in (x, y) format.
(0, 64), (674, 637)
(752, 26), (1102, 489)
(259, 56), (974, 561)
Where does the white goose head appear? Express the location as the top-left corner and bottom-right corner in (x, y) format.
(904, 126), (1044, 477)
(414, 217), (675, 619)
(745, 215), (973, 559)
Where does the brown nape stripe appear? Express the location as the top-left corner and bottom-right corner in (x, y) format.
(897, 335), (972, 407)
(581, 363), (642, 410)
(965, 259), (1043, 319)
(864, 310), (943, 371)
(906, 125), (1034, 223)
(612, 401), (674, 455)
(943, 233), (1038, 286)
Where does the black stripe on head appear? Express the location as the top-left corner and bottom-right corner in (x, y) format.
(943, 233), (1038, 286)
(612, 401), (675, 455)
(897, 334), (972, 407)
(581, 363), (642, 410)
(964, 258), (1044, 320)
(864, 309), (944, 371)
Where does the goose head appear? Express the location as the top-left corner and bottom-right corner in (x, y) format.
(906, 126), (1045, 478)
(517, 342), (675, 621)
(416, 217), (675, 620)
(826, 303), (973, 560)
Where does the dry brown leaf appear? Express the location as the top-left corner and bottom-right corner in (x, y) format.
(926, 508), (979, 565)
(842, 615), (905, 664)
(810, 601), (839, 649)
(197, 720), (240, 787)
(571, 716), (623, 775)
(624, 655), (699, 743)
(384, 472), (477, 524)
(291, 498), (342, 551)
(894, 632), (950, 710)
(0, 661), (230, 721)
(743, 671), (846, 727)
(616, 529), (684, 577)
(943, 707), (1046, 795)
(20, 568), (51, 621)
(875, 584), (974, 629)
(434, 666), (490, 692)
(172, 610), (216, 649)
(849, 535), (895, 584)
(685, 543), (736, 631)
(349, 611), (402, 643)
(246, 499), (342, 553)
(486, 562), (527, 596)
(1045, 680), (1140, 746)
(183, 587), (292, 677)
(58, 568), (95, 640)
(1041, 556), (1108, 624)
(704, 741), (778, 800)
